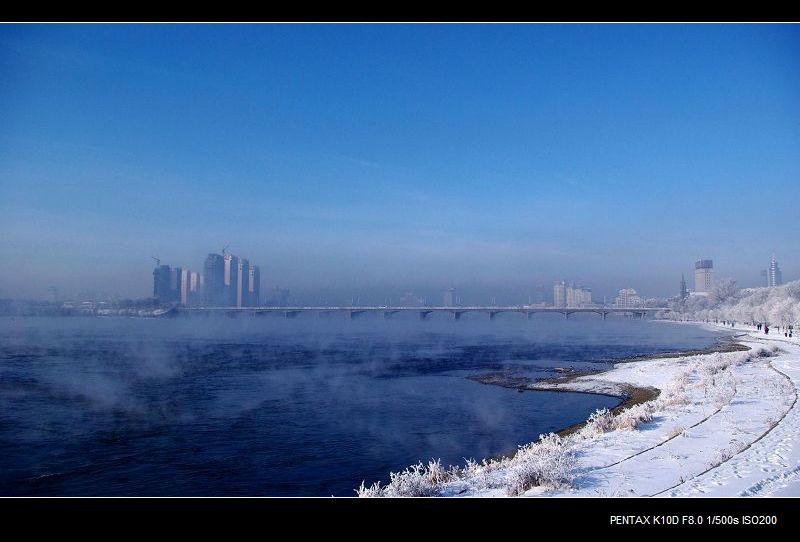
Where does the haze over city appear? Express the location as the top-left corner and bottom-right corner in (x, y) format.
(1, 24), (798, 304)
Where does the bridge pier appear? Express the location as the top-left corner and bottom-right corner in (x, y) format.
(383, 310), (399, 319)
(419, 311), (432, 320)
(284, 311), (300, 319)
(602, 311), (607, 320)
(452, 311), (463, 320)
(526, 312), (533, 320)
(563, 312), (569, 319)
(489, 311), (499, 320)
(349, 310), (365, 320)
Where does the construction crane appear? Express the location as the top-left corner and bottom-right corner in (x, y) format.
(221, 244), (230, 256)
(152, 256), (161, 267)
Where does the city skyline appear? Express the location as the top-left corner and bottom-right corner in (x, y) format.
(1, 24), (799, 301)
(2, 243), (794, 307)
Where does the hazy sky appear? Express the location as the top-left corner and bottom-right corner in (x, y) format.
(1, 24), (798, 304)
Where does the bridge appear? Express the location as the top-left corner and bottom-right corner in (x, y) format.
(177, 306), (667, 320)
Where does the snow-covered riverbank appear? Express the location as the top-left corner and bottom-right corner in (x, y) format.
(358, 322), (800, 497)
(534, 323), (800, 497)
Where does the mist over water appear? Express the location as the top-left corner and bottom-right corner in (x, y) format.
(0, 314), (726, 496)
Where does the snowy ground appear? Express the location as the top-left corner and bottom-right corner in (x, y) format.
(357, 322), (800, 497)
(524, 323), (800, 497)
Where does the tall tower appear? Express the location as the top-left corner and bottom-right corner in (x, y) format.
(224, 253), (239, 307)
(443, 288), (455, 307)
(236, 258), (249, 308)
(694, 260), (713, 294)
(248, 265), (261, 307)
(153, 264), (173, 304)
(180, 268), (190, 306)
(553, 281), (566, 308)
(680, 274), (688, 300)
(769, 256), (782, 287)
(203, 253), (225, 306)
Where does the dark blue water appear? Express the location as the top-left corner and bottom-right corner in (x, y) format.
(0, 314), (725, 496)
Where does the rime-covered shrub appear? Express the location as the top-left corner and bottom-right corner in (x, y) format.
(665, 425), (686, 439)
(710, 439), (747, 467)
(654, 370), (692, 410)
(613, 402), (655, 431)
(702, 367), (737, 408)
(356, 480), (386, 497)
(505, 433), (576, 496)
(462, 458), (500, 491)
(356, 459), (458, 497)
(579, 408), (615, 439)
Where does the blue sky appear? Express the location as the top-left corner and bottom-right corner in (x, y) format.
(1, 24), (798, 303)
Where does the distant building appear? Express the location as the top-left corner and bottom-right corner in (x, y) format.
(566, 284), (592, 307)
(180, 268), (190, 306)
(443, 288), (456, 307)
(553, 281), (567, 308)
(769, 256), (783, 287)
(680, 274), (688, 301)
(615, 288), (642, 308)
(399, 292), (424, 306)
(267, 287), (291, 307)
(224, 253), (238, 307)
(189, 271), (202, 306)
(153, 265), (174, 304)
(694, 259), (713, 293)
(761, 269), (769, 287)
(247, 265), (261, 307)
(235, 257), (249, 308)
(203, 253), (225, 306)
(170, 267), (180, 300)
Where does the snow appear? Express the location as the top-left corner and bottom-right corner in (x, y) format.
(357, 321), (800, 497)
(527, 323), (800, 497)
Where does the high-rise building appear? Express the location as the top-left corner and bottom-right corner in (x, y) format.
(236, 258), (249, 308)
(153, 265), (174, 303)
(203, 253), (225, 306)
(680, 274), (688, 300)
(760, 269), (769, 287)
(580, 287), (592, 306)
(553, 281), (566, 308)
(769, 256), (783, 287)
(694, 259), (713, 293)
(566, 284), (576, 307)
(223, 253), (232, 302)
(224, 253), (239, 307)
(170, 267), (179, 296)
(565, 284), (592, 307)
(615, 288), (642, 308)
(443, 288), (456, 307)
(248, 265), (260, 307)
(180, 268), (190, 306)
(189, 271), (201, 306)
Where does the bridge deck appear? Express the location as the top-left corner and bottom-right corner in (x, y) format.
(178, 306), (665, 315)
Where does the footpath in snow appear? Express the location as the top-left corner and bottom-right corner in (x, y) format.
(358, 323), (800, 497)
(538, 323), (800, 497)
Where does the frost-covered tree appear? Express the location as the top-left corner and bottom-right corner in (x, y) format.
(684, 294), (708, 314)
(710, 278), (738, 306)
(673, 279), (800, 326)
